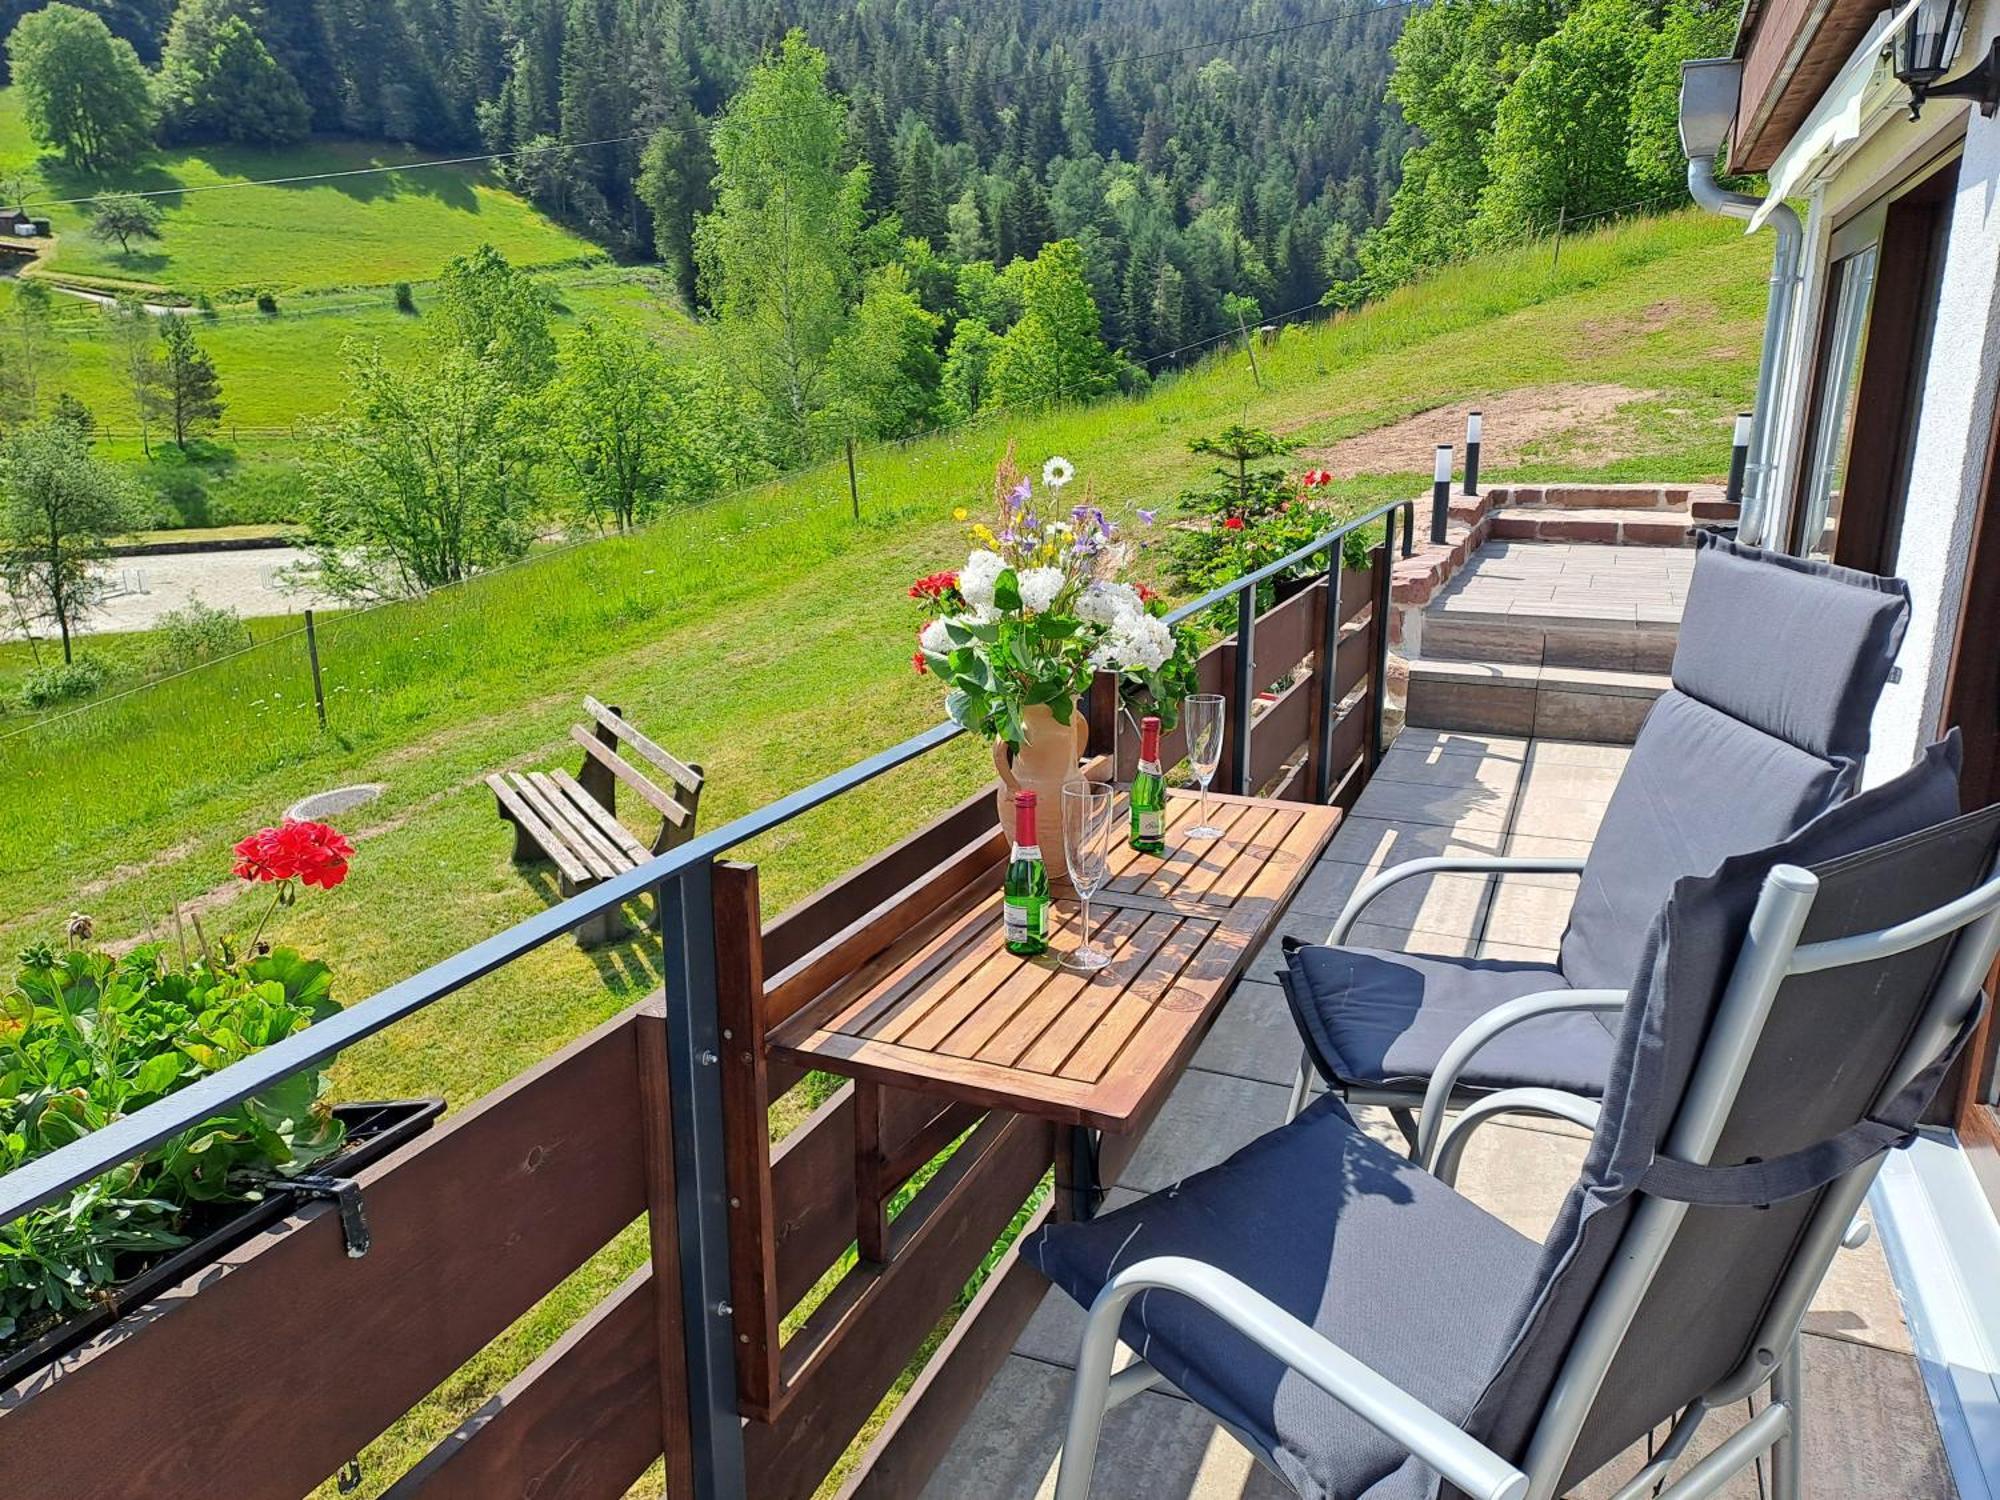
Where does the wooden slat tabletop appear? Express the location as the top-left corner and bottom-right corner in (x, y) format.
(768, 790), (1341, 1131)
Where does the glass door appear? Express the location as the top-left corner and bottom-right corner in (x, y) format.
(1793, 241), (1879, 559)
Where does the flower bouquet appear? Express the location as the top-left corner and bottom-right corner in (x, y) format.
(909, 450), (1198, 887)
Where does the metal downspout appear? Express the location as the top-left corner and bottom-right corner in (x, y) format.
(1687, 154), (1802, 547)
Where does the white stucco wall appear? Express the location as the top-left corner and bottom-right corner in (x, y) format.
(1746, 0), (2000, 784)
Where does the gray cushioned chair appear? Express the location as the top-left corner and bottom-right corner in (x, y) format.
(1279, 532), (1912, 1150)
(1027, 737), (1998, 1500)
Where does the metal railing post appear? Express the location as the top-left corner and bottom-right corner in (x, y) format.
(1314, 542), (1343, 802)
(1232, 585), (1256, 796)
(1368, 509), (1396, 771)
(655, 861), (749, 1500)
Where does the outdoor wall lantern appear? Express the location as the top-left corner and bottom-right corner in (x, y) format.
(1897, 0), (2000, 118)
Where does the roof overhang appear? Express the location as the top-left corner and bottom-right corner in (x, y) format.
(1748, 1), (1920, 226)
(1733, 0), (1906, 171)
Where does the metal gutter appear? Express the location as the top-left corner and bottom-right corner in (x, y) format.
(1681, 58), (1806, 547)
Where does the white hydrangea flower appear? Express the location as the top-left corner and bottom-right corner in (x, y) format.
(1017, 566), (1066, 613)
(1075, 581), (1142, 628)
(1090, 613), (1175, 673)
(919, 618), (954, 655)
(958, 549), (1006, 609)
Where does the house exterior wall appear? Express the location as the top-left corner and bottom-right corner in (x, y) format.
(1749, 0), (2000, 783)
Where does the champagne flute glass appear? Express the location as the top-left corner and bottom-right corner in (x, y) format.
(1062, 781), (1115, 972)
(1184, 693), (1226, 839)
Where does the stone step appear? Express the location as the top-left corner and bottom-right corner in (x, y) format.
(1488, 507), (1695, 547)
(1405, 657), (1668, 744)
(1421, 609), (1678, 672)
(1482, 483), (1710, 512)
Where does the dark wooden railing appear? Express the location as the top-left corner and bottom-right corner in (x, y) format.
(0, 502), (1411, 1500)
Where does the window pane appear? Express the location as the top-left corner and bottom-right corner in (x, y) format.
(1798, 246), (1880, 559)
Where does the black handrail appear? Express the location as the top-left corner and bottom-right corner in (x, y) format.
(0, 492), (1419, 1230)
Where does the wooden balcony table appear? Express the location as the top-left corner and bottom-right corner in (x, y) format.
(770, 788), (1341, 1218)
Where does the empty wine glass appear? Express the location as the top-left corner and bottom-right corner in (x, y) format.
(1062, 781), (1115, 972)
(1184, 693), (1226, 839)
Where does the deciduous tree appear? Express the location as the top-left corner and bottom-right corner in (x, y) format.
(988, 239), (1120, 410)
(2, 278), (60, 422)
(87, 191), (163, 255)
(6, 3), (156, 171)
(156, 1), (310, 146)
(0, 415), (135, 662)
(105, 296), (156, 455)
(302, 342), (536, 599)
(693, 30), (866, 463)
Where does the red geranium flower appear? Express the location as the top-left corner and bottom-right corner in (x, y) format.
(909, 571), (959, 604)
(1301, 468), (1334, 488)
(1136, 582), (1159, 605)
(234, 819), (352, 890)
(1222, 516), (1245, 531)
(911, 650), (929, 675)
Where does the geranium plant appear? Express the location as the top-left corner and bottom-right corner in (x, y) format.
(910, 452), (1198, 749)
(1168, 423), (1370, 628)
(0, 821), (355, 1350)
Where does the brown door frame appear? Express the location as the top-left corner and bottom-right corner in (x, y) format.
(1942, 363), (2000, 1201)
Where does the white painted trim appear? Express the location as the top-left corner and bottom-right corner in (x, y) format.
(1870, 1132), (2000, 1500)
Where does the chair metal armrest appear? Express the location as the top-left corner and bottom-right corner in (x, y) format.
(1431, 1088), (1603, 1186)
(1331, 856), (1587, 945)
(1069, 1256), (1528, 1500)
(1415, 990), (1628, 1168)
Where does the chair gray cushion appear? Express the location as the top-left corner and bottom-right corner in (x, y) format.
(1557, 690), (1853, 992)
(1460, 735), (1970, 1497)
(1282, 945), (1615, 1096)
(1671, 532), (1910, 761)
(1025, 1094), (1544, 1500)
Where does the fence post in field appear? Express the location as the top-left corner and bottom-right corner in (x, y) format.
(846, 438), (860, 521)
(304, 609), (327, 731)
(1552, 205), (1566, 274)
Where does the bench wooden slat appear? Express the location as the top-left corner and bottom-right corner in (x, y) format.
(487, 773), (596, 887)
(551, 768), (650, 862)
(529, 771), (635, 875)
(572, 726), (691, 827)
(510, 772), (618, 881)
(583, 696), (702, 795)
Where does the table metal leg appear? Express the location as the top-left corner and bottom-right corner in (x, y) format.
(1057, 1124), (1105, 1220)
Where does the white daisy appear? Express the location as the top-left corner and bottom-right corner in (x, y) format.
(1042, 456), (1075, 489)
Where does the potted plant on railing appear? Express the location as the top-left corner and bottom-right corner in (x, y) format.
(908, 450), (1198, 891)
(0, 820), (441, 1382)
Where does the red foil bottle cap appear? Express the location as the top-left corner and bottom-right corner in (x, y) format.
(1014, 790), (1038, 843)
(1140, 715), (1161, 759)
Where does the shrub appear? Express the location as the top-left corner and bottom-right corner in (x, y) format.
(19, 657), (111, 709)
(393, 281), (416, 314)
(148, 598), (246, 674)
(255, 290), (278, 315)
(195, 291), (216, 318)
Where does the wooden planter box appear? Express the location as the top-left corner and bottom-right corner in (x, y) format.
(0, 1097), (443, 1388)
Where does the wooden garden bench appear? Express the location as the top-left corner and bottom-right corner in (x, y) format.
(487, 697), (704, 945)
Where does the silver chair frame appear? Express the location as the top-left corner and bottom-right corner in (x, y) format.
(1056, 857), (2000, 1500)
(1284, 855), (1591, 1131)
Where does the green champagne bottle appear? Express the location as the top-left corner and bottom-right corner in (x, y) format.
(1003, 790), (1050, 957)
(1130, 715), (1167, 854)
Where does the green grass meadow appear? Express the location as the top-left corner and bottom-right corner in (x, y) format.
(0, 208), (1771, 1496)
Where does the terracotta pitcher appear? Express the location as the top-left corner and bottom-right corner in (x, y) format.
(994, 702), (1089, 898)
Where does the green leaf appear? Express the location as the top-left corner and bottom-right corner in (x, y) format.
(993, 568), (1022, 612)
(130, 1052), (182, 1099)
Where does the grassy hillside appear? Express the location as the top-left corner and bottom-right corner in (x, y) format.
(3, 86), (698, 524)
(0, 209), (1771, 1497)
(0, 88), (597, 297)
